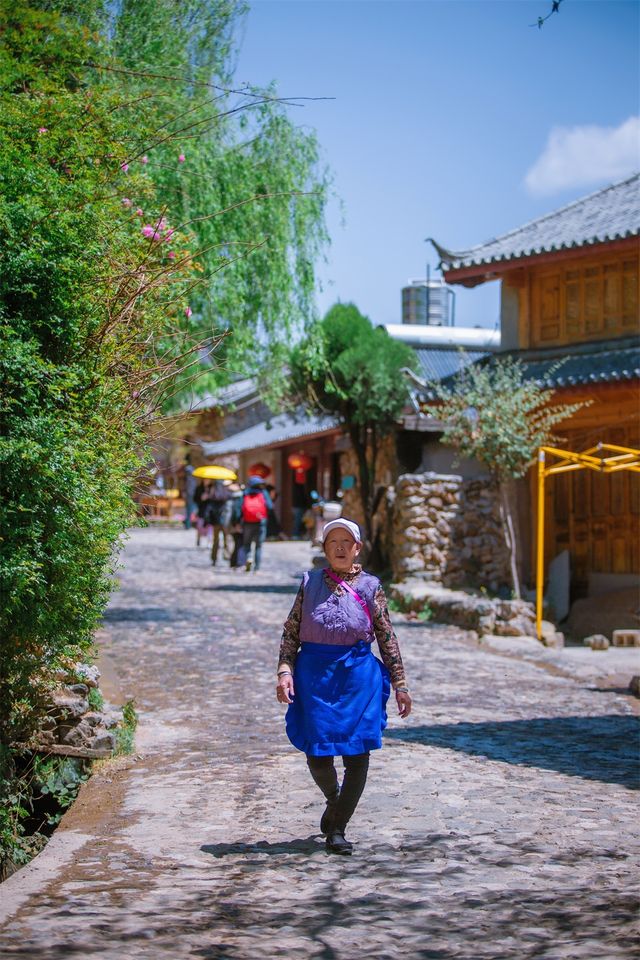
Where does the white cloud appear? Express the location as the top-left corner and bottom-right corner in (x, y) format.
(525, 116), (640, 195)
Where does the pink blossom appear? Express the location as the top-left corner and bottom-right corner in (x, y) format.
(163, 228), (174, 241)
(122, 198), (132, 208)
(167, 251), (176, 259)
(141, 155), (149, 164)
(38, 127), (48, 134)
(120, 162), (129, 173)
(135, 208), (144, 216)
(141, 224), (155, 238)
(185, 306), (192, 318)
(178, 153), (186, 163)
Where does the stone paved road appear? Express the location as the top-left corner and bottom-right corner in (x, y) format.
(1, 527), (639, 959)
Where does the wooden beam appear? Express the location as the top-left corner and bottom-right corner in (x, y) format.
(443, 236), (639, 287)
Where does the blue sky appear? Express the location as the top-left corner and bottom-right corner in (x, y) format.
(235, 0), (640, 329)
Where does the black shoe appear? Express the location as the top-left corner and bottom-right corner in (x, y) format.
(320, 794), (339, 835)
(326, 830), (353, 855)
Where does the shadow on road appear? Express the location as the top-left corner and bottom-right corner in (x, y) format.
(101, 607), (175, 622)
(201, 836), (325, 857)
(199, 583), (299, 595)
(385, 714), (640, 789)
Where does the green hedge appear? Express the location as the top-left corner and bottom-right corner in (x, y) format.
(0, 2), (195, 870)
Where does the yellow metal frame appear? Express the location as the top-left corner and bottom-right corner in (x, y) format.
(536, 442), (640, 640)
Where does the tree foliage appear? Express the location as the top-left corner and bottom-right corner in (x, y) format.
(0, 0), (330, 871)
(423, 356), (585, 480)
(424, 355), (587, 595)
(0, 1), (202, 866)
(288, 303), (416, 542)
(108, 0), (330, 404)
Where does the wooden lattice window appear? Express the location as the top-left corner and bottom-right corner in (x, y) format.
(530, 254), (639, 346)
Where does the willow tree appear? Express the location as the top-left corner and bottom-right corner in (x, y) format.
(424, 357), (586, 597)
(109, 0), (330, 406)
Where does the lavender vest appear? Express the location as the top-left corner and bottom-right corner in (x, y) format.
(300, 568), (379, 646)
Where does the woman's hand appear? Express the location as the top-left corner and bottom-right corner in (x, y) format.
(395, 689), (412, 718)
(276, 673), (295, 705)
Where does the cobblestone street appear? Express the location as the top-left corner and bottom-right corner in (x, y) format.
(1, 527), (638, 959)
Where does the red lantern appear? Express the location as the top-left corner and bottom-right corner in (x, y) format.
(287, 452), (313, 472)
(248, 461), (271, 479)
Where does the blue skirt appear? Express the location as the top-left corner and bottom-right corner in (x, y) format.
(285, 640), (391, 756)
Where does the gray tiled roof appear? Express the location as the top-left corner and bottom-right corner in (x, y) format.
(513, 336), (640, 388)
(417, 336), (639, 398)
(182, 377), (257, 413)
(199, 410), (339, 456)
(430, 174), (640, 271)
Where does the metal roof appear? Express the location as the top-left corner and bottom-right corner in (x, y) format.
(429, 173), (640, 272)
(199, 410), (339, 457)
(383, 324), (500, 350)
(414, 347), (488, 383)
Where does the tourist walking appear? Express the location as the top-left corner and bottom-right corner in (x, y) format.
(183, 455), (197, 530)
(227, 484), (244, 568)
(276, 518), (412, 855)
(194, 481), (213, 547)
(240, 476), (273, 572)
(207, 481), (232, 567)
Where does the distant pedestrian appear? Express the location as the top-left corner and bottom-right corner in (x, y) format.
(241, 476), (273, 572)
(227, 484), (244, 568)
(264, 484), (283, 540)
(291, 480), (309, 539)
(207, 481), (232, 566)
(276, 518), (411, 855)
(183, 456), (197, 530)
(194, 481), (213, 547)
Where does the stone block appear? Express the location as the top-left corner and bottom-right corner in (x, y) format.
(628, 676), (640, 697)
(583, 634), (610, 650)
(542, 631), (564, 649)
(61, 718), (94, 747)
(51, 692), (89, 720)
(493, 616), (536, 637)
(90, 730), (117, 752)
(612, 629), (640, 647)
(397, 556), (426, 574)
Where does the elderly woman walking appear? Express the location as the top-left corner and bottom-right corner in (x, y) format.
(276, 518), (412, 855)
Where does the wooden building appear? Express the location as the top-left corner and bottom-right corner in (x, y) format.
(199, 409), (342, 537)
(430, 173), (640, 599)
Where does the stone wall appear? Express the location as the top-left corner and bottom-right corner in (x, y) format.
(390, 471), (511, 592)
(34, 663), (122, 757)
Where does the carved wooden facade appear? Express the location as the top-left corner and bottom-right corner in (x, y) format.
(438, 189), (640, 595)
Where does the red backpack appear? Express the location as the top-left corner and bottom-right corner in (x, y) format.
(242, 490), (267, 523)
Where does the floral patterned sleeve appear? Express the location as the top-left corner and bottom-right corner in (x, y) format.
(278, 582), (304, 670)
(372, 585), (407, 688)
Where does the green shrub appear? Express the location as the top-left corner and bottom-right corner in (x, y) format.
(115, 698), (138, 756)
(87, 688), (105, 712)
(0, 2), (197, 867)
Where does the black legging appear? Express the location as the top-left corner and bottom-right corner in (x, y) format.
(306, 753), (370, 831)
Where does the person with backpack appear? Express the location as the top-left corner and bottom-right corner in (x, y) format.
(205, 480), (232, 567)
(241, 476), (273, 572)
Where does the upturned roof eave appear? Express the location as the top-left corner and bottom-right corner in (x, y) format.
(436, 234), (640, 287)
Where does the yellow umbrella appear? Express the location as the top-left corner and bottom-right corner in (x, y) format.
(192, 465), (237, 481)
